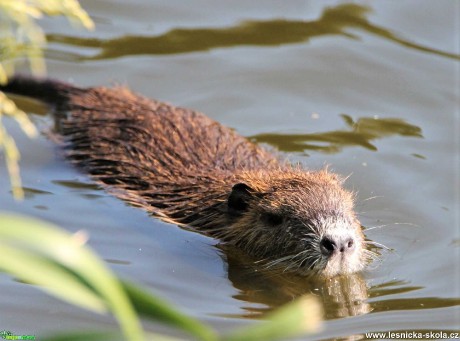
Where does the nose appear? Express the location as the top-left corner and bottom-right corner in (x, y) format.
(320, 235), (355, 256)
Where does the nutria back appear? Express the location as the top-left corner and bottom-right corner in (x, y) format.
(1, 76), (372, 278)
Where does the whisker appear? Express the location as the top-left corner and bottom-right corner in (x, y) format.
(365, 240), (392, 251)
(364, 224), (393, 231)
(365, 222), (421, 231)
(361, 195), (384, 202)
(363, 249), (380, 262)
(393, 222), (421, 228)
(263, 253), (297, 268)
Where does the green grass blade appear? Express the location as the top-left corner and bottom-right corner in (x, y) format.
(0, 213), (144, 341)
(45, 330), (183, 341)
(223, 295), (322, 341)
(0, 243), (106, 312)
(122, 281), (218, 341)
(44, 331), (124, 341)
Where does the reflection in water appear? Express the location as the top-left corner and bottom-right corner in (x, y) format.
(251, 114), (423, 153)
(5, 94), (49, 116)
(52, 179), (101, 190)
(220, 246), (371, 319)
(219, 247), (460, 321)
(105, 259), (131, 265)
(47, 4), (460, 61)
(22, 187), (53, 199)
(369, 280), (460, 312)
(52, 180), (105, 199)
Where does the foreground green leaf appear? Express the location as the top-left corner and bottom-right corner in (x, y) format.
(0, 213), (218, 341)
(223, 295), (322, 341)
(122, 281), (217, 341)
(0, 213), (144, 341)
(0, 243), (106, 313)
(45, 330), (182, 341)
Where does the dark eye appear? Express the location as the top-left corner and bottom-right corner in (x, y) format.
(263, 212), (283, 226)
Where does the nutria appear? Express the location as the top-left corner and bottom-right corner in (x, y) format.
(1, 76), (373, 278)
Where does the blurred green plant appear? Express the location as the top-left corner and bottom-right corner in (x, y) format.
(0, 0), (94, 199)
(0, 0), (94, 80)
(0, 213), (322, 340)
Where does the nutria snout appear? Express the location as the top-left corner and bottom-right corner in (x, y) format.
(1, 76), (373, 278)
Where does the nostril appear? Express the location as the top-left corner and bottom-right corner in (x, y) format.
(320, 237), (337, 255)
(321, 236), (355, 256)
(340, 237), (355, 253)
(347, 238), (354, 249)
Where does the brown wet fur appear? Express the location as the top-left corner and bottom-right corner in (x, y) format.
(1, 76), (371, 277)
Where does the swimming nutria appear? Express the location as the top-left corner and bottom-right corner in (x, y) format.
(1, 76), (372, 278)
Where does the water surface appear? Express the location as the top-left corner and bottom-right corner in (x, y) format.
(1, 1), (459, 339)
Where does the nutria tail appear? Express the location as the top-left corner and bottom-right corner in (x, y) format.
(0, 75), (81, 107)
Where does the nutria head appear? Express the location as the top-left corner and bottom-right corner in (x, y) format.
(216, 168), (367, 278)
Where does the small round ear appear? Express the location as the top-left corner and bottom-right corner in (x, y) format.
(228, 183), (254, 214)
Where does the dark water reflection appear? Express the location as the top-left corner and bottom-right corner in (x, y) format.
(251, 114), (423, 153)
(47, 4), (460, 61)
(222, 248), (460, 320)
(224, 248), (371, 319)
(22, 187), (53, 198)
